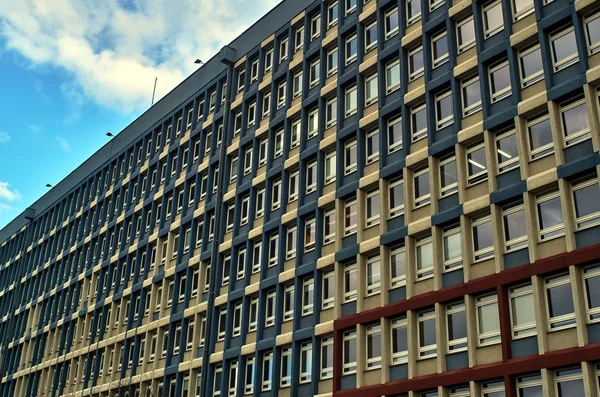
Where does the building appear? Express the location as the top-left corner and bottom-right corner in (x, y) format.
(4, 0), (600, 395)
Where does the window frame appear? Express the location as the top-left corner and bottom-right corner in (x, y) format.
(550, 26), (579, 72)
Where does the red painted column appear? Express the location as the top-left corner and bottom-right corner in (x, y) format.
(333, 328), (343, 393)
(497, 285), (512, 363)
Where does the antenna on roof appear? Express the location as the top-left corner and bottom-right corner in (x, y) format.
(151, 77), (158, 107)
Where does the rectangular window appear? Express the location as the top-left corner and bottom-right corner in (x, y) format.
(271, 179), (282, 210)
(416, 235), (434, 279)
(244, 357), (255, 394)
(279, 37), (289, 63)
(584, 265), (600, 323)
(561, 97), (590, 147)
(327, 47), (338, 76)
(346, 0), (357, 15)
(390, 245), (406, 288)
(344, 198), (357, 236)
(344, 139), (358, 174)
(302, 277), (314, 315)
(305, 217), (316, 252)
(308, 108), (319, 139)
(439, 155), (458, 197)
(385, 7), (399, 39)
(343, 330), (357, 374)
(431, 30), (449, 67)
(309, 58), (320, 87)
(265, 48), (274, 72)
(519, 44), (544, 87)
(586, 12), (600, 55)
(418, 309), (437, 358)
(323, 207), (336, 245)
(473, 214), (494, 261)
(345, 34), (358, 65)
(457, 16), (476, 53)
(365, 73), (378, 106)
(321, 336), (334, 378)
(256, 187), (265, 218)
(322, 270), (335, 309)
(238, 69), (245, 92)
(509, 283), (536, 339)
(483, 380), (505, 397)
(495, 129), (519, 173)
(289, 170), (299, 202)
(489, 60), (512, 102)
(232, 302), (243, 336)
(344, 262), (357, 302)
(306, 160), (317, 194)
(435, 90), (453, 129)
(366, 323), (382, 369)
(293, 71), (303, 98)
(365, 21), (378, 51)
(535, 188), (564, 241)
(407, 0), (422, 25)
(258, 138), (267, 167)
(277, 81), (287, 109)
(261, 351), (273, 391)
(388, 116), (403, 153)
(252, 241), (262, 274)
(250, 58), (259, 83)
(286, 225), (297, 260)
(414, 167), (431, 207)
(324, 150), (336, 185)
(461, 75), (482, 116)
(527, 113), (553, 159)
(247, 101), (256, 127)
(365, 189), (380, 227)
(411, 103), (427, 142)
(476, 294), (500, 346)
(409, 46), (424, 81)
(502, 201), (527, 252)
(262, 91), (271, 119)
(249, 296), (258, 331)
(311, 13), (321, 40)
(265, 290), (276, 327)
(442, 225), (462, 271)
(268, 233), (279, 268)
(326, 97), (337, 127)
(283, 284), (294, 321)
(345, 85), (358, 117)
(295, 26), (304, 51)
(385, 59), (401, 94)
(467, 142), (487, 185)
(366, 254), (381, 295)
(300, 342), (313, 383)
(483, 0), (504, 38)
(446, 302), (467, 353)
(328, 1), (339, 27)
(545, 272), (575, 330)
(550, 26), (579, 72)
(213, 366), (223, 396)
(391, 316), (408, 364)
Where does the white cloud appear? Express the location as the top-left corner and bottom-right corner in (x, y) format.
(0, 131), (9, 143)
(0, 0), (282, 114)
(28, 125), (43, 135)
(0, 182), (21, 202)
(56, 136), (71, 152)
(0, 203), (13, 215)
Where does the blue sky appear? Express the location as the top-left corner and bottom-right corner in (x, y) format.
(0, 0), (279, 230)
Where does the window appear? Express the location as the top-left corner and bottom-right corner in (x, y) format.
(554, 366), (584, 396)
(289, 170), (299, 202)
(365, 129), (379, 164)
(456, 16), (476, 53)
(274, 129), (284, 158)
(385, 7), (399, 39)
(483, 0), (503, 38)
(305, 218), (316, 252)
(252, 242), (262, 274)
(502, 201), (527, 251)
(407, 0), (422, 25)
(391, 316), (408, 364)
(272, 178), (282, 210)
(365, 323), (382, 369)
(262, 92), (271, 119)
(442, 225), (462, 271)
(277, 81), (286, 109)
(328, 1), (339, 27)
(279, 37), (289, 62)
(217, 307), (227, 340)
(439, 156), (458, 197)
(325, 150), (337, 184)
(365, 21), (378, 51)
(321, 336), (334, 378)
(411, 103), (427, 142)
(561, 97), (590, 146)
(232, 302), (243, 336)
(311, 13), (321, 40)
(416, 235), (434, 279)
(585, 12), (600, 55)
(345, 34), (358, 64)
(258, 138), (267, 167)
(295, 26), (304, 51)
(472, 214), (494, 261)
(476, 294), (500, 345)
(238, 69), (246, 93)
(467, 142), (487, 185)
(286, 225), (297, 260)
(388, 116), (403, 153)
(385, 59), (401, 94)
(256, 187), (265, 218)
(345, 139), (358, 174)
(545, 272), (575, 330)
(265, 48), (274, 72)
(482, 380), (505, 396)
(324, 208), (336, 245)
(293, 71), (303, 98)
(584, 265), (600, 323)
(261, 351), (273, 391)
(250, 59), (259, 83)
(229, 156), (238, 184)
(366, 189), (380, 227)
(431, 31), (449, 67)
(344, 262), (357, 302)
(243, 147), (253, 176)
(322, 270), (335, 309)
(268, 233), (279, 267)
(571, 174), (600, 230)
(489, 60), (512, 102)
(247, 101), (256, 127)
(366, 254), (381, 295)
(435, 90), (453, 129)
(495, 129), (519, 173)
(265, 290), (276, 327)
(306, 161), (317, 194)
(346, 0), (357, 14)
(409, 46), (424, 81)
(414, 167), (431, 207)
(345, 85), (358, 117)
(308, 108), (318, 139)
(536, 189), (564, 241)
(326, 97), (337, 127)
(390, 245), (406, 288)
(344, 199), (358, 236)
(509, 283), (536, 338)
(550, 26), (579, 72)
(300, 342), (313, 383)
(327, 47), (339, 76)
(461, 75), (482, 116)
(213, 366), (223, 396)
(527, 113), (553, 159)
(418, 309), (437, 358)
(309, 58), (320, 87)
(244, 357), (255, 394)
(365, 73), (378, 106)
(283, 284), (294, 320)
(302, 278), (314, 315)
(237, 248), (247, 279)
(446, 302), (467, 353)
(249, 297), (258, 331)
(343, 330), (357, 374)
(512, 0), (533, 20)
(519, 44), (544, 87)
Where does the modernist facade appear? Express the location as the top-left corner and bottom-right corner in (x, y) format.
(4, 0), (600, 396)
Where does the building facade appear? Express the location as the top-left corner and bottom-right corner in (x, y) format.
(3, 0), (600, 396)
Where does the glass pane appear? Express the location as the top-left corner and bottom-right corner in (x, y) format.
(496, 133), (518, 165)
(491, 64), (511, 94)
(474, 221), (493, 251)
(458, 19), (475, 47)
(467, 147), (487, 176)
(562, 103), (589, 137)
(444, 232), (462, 261)
(557, 379), (584, 397)
(529, 118), (553, 150)
(391, 250), (406, 279)
(433, 34), (448, 61)
(504, 208), (526, 241)
(417, 242), (433, 270)
(415, 172), (430, 198)
(448, 310), (467, 340)
(484, 2), (503, 33)
(478, 302), (500, 334)
(437, 94), (453, 122)
(512, 293), (534, 327)
(388, 118), (403, 146)
(440, 160), (457, 188)
(585, 274), (600, 309)
(463, 80), (481, 108)
(412, 107), (427, 133)
(574, 184), (600, 218)
(410, 49), (424, 73)
(521, 47), (543, 80)
(419, 318), (436, 347)
(587, 17), (600, 49)
(547, 284), (574, 318)
(552, 30), (577, 64)
(392, 325), (407, 352)
(538, 197), (563, 230)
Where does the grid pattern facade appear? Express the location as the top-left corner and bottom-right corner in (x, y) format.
(4, 0), (600, 396)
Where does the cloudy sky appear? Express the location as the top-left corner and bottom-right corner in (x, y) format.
(0, 0), (280, 229)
